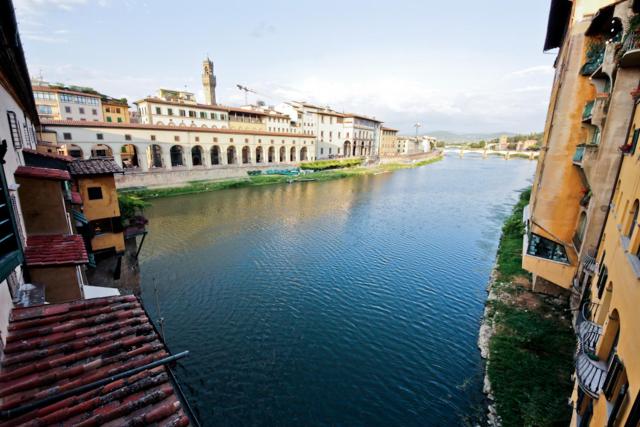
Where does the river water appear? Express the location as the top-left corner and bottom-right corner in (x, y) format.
(139, 153), (536, 426)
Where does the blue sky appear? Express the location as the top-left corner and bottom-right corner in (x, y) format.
(14, 0), (556, 134)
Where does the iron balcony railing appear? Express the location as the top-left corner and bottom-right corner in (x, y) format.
(580, 43), (605, 76)
(573, 145), (585, 163)
(575, 302), (606, 398)
(582, 101), (595, 121)
(581, 253), (597, 274)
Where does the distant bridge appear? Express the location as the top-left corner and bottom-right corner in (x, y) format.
(443, 147), (539, 160)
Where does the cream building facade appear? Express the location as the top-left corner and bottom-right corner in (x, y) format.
(33, 83), (103, 122)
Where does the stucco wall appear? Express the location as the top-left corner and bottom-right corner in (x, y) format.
(30, 266), (82, 303)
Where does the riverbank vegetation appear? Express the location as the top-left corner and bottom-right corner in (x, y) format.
(120, 154), (443, 200)
(485, 188), (575, 426)
(299, 158), (362, 170)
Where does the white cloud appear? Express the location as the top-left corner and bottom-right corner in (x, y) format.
(13, 0), (89, 14)
(508, 65), (554, 77)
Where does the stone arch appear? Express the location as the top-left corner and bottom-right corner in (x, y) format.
(121, 144), (140, 168)
(201, 124), (208, 128)
(170, 145), (184, 167)
(256, 146), (263, 163)
(242, 146), (251, 164)
(61, 144), (83, 159)
(597, 308), (620, 362)
(227, 146), (237, 164)
(91, 144), (113, 158)
(289, 146), (296, 162)
(343, 141), (351, 157)
(156, 121), (165, 126)
(191, 145), (203, 166)
(300, 146), (308, 161)
(268, 146), (275, 163)
(148, 144), (163, 168)
(211, 145), (221, 165)
(279, 146), (286, 162)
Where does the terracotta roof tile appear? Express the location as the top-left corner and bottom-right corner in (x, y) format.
(69, 158), (123, 176)
(21, 148), (74, 162)
(14, 166), (70, 181)
(0, 295), (191, 425)
(24, 234), (88, 266)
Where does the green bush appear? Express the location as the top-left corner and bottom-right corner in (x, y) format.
(496, 188), (530, 281)
(118, 193), (150, 220)
(299, 158), (362, 170)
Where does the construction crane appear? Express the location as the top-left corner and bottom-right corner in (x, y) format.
(236, 84), (257, 105)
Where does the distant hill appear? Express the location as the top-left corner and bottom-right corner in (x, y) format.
(425, 131), (517, 144)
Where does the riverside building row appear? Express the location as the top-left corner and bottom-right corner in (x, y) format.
(0, 2), (195, 424)
(524, 1), (640, 425)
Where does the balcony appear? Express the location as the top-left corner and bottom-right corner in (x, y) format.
(575, 302), (606, 398)
(580, 43), (605, 76)
(582, 101), (595, 122)
(619, 30), (640, 68)
(573, 145), (585, 164)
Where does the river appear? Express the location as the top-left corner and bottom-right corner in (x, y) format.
(139, 153), (537, 426)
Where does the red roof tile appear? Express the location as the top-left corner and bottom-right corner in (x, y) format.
(21, 148), (74, 162)
(0, 295), (191, 426)
(24, 234), (88, 266)
(69, 158), (123, 176)
(14, 166), (70, 181)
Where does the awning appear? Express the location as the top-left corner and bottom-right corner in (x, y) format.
(72, 209), (89, 225)
(586, 4), (615, 36)
(544, 0), (573, 51)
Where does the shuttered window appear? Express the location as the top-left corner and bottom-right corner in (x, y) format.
(625, 392), (640, 427)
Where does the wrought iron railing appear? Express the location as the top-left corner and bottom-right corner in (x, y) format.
(580, 43), (605, 76)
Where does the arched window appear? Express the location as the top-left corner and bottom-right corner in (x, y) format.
(227, 146), (237, 164)
(148, 144), (163, 168)
(121, 144), (139, 168)
(191, 146), (203, 166)
(170, 145), (184, 167)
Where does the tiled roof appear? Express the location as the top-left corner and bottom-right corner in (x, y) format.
(14, 166), (70, 181)
(69, 158), (123, 176)
(0, 295), (191, 426)
(24, 234), (88, 266)
(22, 148), (74, 162)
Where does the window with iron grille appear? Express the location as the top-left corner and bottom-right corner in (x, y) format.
(6, 112), (22, 149)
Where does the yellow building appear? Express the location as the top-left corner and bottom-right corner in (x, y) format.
(69, 159), (125, 253)
(524, 0), (640, 292)
(102, 97), (129, 123)
(379, 127), (398, 157)
(572, 96), (640, 427)
(227, 107), (267, 132)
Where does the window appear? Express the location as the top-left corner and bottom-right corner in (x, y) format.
(37, 105), (53, 115)
(63, 132), (72, 140)
(628, 199), (639, 238)
(6, 112), (22, 149)
(210, 112), (216, 120)
(79, 107), (85, 114)
(117, 118), (123, 123)
(189, 111), (196, 118)
(167, 108), (173, 116)
(526, 233), (569, 263)
(230, 138), (234, 142)
(87, 186), (103, 200)
(320, 148), (324, 155)
(106, 117), (112, 122)
(195, 136), (200, 142)
(245, 138), (249, 143)
(329, 148), (332, 154)
(213, 137), (218, 142)
(150, 135), (156, 141)
(65, 106), (71, 113)
(156, 107), (162, 115)
(97, 133), (104, 140)
(92, 109), (97, 115)
(125, 134), (132, 141)
(632, 129), (640, 155)
(174, 136), (180, 142)
(179, 109), (186, 117)
(116, 108), (121, 114)
(200, 112), (206, 119)
(596, 264), (608, 299)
